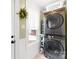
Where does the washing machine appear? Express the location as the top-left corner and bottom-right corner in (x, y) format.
(43, 7), (67, 59)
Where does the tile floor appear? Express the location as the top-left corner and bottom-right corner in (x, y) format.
(34, 54), (47, 59)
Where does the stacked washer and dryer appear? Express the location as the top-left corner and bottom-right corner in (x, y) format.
(40, 7), (67, 59)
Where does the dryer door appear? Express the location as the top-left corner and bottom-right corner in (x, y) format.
(46, 13), (64, 29)
(45, 13), (65, 35)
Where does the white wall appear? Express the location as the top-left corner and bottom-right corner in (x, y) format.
(25, 0), (41, 59)
(26, 1), (40, 40)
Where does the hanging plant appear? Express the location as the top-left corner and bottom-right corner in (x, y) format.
(17, 8), (28, 19)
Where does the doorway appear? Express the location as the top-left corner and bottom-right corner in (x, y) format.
(11, 0), (67, 59)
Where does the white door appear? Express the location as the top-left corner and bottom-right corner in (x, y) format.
(11, 0), (15, 59)
(11, 0), (27, 59)
(11, 0), (41, 59)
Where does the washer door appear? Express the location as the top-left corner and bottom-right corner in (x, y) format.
(44, 39), (64, 55)
(46, 13), (64, 29)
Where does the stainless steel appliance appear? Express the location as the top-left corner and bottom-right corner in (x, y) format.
(42, 7), (67, 59)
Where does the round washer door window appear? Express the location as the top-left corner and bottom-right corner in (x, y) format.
(46, 13), (64, 29)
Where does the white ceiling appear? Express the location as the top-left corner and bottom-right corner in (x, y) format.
(31, 0), (61, 8)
